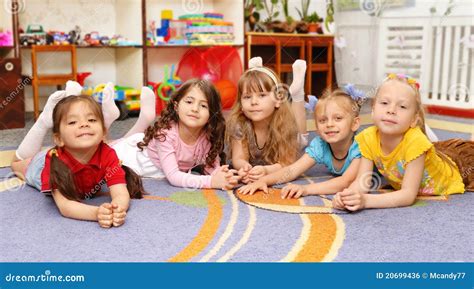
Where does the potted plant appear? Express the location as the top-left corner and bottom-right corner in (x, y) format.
(307, 12), (321, 33)
(245, 0), (264, 32)
(295, 0), (322, 34)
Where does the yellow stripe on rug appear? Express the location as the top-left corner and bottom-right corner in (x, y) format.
(0, 150), (15, 168)
(0, 177), (25, 192)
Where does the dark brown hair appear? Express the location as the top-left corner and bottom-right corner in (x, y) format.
(138, 79), (226, 167)
(50, 95), (145, 201)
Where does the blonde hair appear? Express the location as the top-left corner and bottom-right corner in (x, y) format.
(374, 76), (426, 134)
(316, 88), (363, 119)
(375, 76), (457, 171)
(225, 68), (299, 166)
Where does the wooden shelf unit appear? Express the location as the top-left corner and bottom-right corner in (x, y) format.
(12, 0), (244, 91)
(245, 32), (335, 98)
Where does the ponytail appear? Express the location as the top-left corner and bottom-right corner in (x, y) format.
(122, 165), (146, 199)
(49, 148), (80, 201)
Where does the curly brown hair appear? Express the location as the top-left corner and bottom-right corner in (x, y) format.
(138, 79), (226, 167)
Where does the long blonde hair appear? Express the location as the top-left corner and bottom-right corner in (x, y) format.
(225, 68), (299, 166)
(374, 75), (456, 169)
(373, 75), (426, 134)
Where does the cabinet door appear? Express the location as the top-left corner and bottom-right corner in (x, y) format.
(0, 58), (25, 129)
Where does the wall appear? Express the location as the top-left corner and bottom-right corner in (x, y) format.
(334, 0), (474, 91)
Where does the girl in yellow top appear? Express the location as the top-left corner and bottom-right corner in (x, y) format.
(334, 74), (473, 211)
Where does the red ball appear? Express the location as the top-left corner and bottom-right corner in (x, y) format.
(214, 80), (237, 110)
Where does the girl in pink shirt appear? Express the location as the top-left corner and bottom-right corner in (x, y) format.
(111, 79), (239, 190)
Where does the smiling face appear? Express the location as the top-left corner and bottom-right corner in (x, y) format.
(315, 98), (360, 144)
(372, 80), (419, 137)
(54, 100), (105, 152)
(176, 86), (210, 131)
(238, 71), (281, 125)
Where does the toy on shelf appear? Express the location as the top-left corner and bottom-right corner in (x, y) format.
(46, 31), (70, 45)
(149, 64), (182, 115)
(81, 31), (139, 47)
(0, 30), (13, 46)
(83, 31), (101, 46)
(19, 25), (46, 46)
(68, 26), (81, 45)
(45, 25), (81, 45)
(157, 10), (173, 44)
(176, 46), (241, 109)
(83, 84), (141, 120)
(153, 11), (234, 46)
(179, 13), (234, 45)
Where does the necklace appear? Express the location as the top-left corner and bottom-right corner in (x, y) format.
(253, 130), (266, 150)
(328, 144), (348, 161)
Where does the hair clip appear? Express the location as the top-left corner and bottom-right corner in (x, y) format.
(305, 95), (318, 112)
(343, 83), (366, 101)
(49, 149), (59, 157)
(387, 73), (420, 90)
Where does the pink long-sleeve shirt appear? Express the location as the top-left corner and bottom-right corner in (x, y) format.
(146, 122), (220, 188)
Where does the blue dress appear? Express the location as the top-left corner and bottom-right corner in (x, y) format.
(305, 136), (361, 175)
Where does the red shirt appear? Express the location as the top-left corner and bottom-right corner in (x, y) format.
(41, 142), (126, 199)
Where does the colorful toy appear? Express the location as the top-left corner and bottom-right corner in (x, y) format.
(178, 13), (234, 45)
(149, 64), (182, 115)
(0, 30), (13, 46)
(83, 84), (141, 120)
(176, 46), (242, 109)
(83, 31), (100, 46)
(19, 25), (46, 46)
(46, 31), (70, 45)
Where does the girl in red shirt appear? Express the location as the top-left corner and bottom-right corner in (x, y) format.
(11, 90), (145, 228)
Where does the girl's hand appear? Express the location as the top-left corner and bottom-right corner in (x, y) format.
(97, 203), (113, 228)
(238, 164), (252, 184)
(332, 193), (345, 210)
(340, 188), (365, 211)
(248, 166), (266, 182)
(281, 183), (307, 199)
(111, 203), (127, 227)
(238, 181), (268, 195)
(211, 165), (240, 190)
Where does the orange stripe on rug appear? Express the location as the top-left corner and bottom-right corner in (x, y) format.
(292, 214), (337, 262)
(168, 189), (223, 262)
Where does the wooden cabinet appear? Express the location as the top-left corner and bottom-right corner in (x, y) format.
(1, 0), (24, 129)
(0, 57), (25, 129)
(245, 32), (334, 98)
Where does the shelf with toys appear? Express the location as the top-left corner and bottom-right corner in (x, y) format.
(15, 0), (144, 112)
(143, 0), (245, 91)
(9, 0), (244, 114)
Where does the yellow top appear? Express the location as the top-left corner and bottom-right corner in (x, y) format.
(355, 126), (464, 196)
